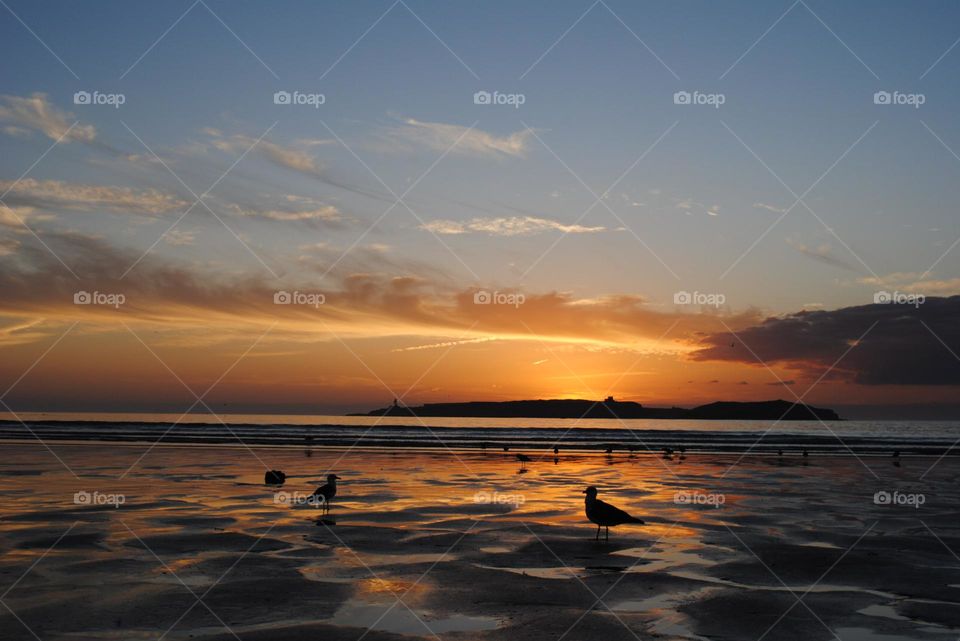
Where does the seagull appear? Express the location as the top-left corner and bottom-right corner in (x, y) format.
(310, 474), (341, 514)
(582, 486), (645, 541)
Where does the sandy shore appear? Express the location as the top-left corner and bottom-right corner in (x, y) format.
(1, 443), (958, 640)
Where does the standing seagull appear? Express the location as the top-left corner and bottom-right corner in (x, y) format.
(582, 486), (644, 540)
(310, 474), (341, 514)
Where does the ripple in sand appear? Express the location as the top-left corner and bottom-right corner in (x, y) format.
(327, 599), (499, 635)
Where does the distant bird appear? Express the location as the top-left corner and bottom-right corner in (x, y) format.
(802, 449), (809, 458)
(605, 447), (613, 454)
(662, 447), (673, 459)
(583, 486), (644, 541)
(310, 474), (341, 514)
(777, 449), (784, 457)
(516, 453), (531, 470)
(553, 447), (559, 455)
(503, 446), (510, 452)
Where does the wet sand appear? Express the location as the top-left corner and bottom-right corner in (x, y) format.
(0, 443), (958, 641)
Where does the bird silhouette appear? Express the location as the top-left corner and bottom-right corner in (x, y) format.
(516, 453), (531, 471)
(310, 474), (341, 514)
(583, 486), (644, 541)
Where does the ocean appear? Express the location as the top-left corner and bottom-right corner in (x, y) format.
(1, 412), (958, 454)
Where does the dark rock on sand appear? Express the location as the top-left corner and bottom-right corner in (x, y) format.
(264, 469), (286, 485)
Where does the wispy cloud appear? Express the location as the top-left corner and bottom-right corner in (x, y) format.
(421, 215), (606, 236)
(787, 238), (859, 272)
(384, 117), (533, 158)
(753, 202), (786, 214)
(0, 93), (96, 143)
(0, 178), (188, 215)
(859, 272), (960, 296)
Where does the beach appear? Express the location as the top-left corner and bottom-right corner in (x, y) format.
(1, 442), (958, 641)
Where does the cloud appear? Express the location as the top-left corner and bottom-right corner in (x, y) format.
(163, 229), (196, 246)
(691, 297), (960, 385)
(421, 216), (605, 236)
(675, 198), (720, 216)
(228, 201), (345, 226)
(753, 202), (786, 214)
(0, 231), (755, 349)
(203, 129), (396, 204)
(384, 117), (533, 158)
(858, 272), (960, 296)
(786, 239), (859, 272)
(0, 178), (189, 215)
(0, 93), (96, 143)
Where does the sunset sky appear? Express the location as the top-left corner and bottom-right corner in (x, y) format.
(2, 1), (960, 417)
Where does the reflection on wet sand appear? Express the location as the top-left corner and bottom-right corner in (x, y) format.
(0, 443), (957, 641)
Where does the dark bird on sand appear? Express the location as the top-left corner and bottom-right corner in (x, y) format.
(802, 449), (809, 457)
(310, 474), (341, 514)
(553, 447), (559, 455)
(516, 453), (532, 463)
(605, 447), (613, 454)
(503, 446), (510, 452)
(583, 486), (644, 541)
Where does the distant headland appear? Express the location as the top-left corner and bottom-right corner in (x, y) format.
(350, 397), (842, 421)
